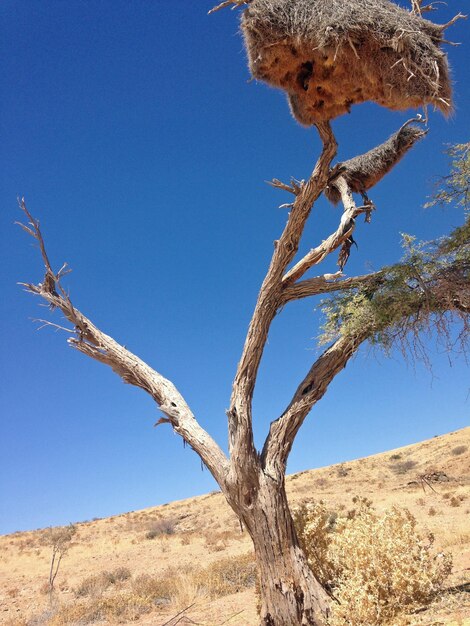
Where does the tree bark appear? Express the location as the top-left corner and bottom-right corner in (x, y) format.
(226, 471), (329, 626)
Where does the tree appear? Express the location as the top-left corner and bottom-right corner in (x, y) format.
(44, 524), (77, 600)
(17, 5), (468, 626)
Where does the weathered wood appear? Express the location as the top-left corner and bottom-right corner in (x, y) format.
(228, 123), (337, 466)
(262, 333), (367, 479)
(225, 471), (329, 625)
(19, 111), (432, 624)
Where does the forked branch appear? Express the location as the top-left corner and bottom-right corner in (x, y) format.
(262, 333), (367, 478)
(282, 175), (370, 283)
(264, 236), (469, 476)
(227, 122), (337, 463)
(17, 199), (229, 487)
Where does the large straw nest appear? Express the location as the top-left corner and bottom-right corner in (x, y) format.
(325, 123), (427, 204)
(241, 0), (455, 125)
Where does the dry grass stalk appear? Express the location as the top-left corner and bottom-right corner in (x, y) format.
(241, 0), (462, 124)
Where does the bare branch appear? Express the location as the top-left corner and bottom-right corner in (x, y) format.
(262, 333), (367, 478)
(227, 123), (337, 463)
(282, 271), (384, 304)
(18, 201), (229, 488)
(282, 176), (369, 283)
(268, 178), (304, 196)
(32, 318), (75, 333)
(265, 239), (469, 477)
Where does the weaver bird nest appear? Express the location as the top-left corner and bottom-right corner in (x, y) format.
(241, 0), (459, 125)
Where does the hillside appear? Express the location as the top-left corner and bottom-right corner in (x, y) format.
(1, 427), (469, 625)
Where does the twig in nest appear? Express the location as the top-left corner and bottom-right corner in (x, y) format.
(208, 0), (250, 15)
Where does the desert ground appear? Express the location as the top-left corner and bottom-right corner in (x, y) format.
(1, 427), (469, 625)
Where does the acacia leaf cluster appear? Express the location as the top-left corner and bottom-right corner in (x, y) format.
(320, 144), (470, 357)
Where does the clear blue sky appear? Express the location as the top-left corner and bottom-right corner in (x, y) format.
(0, 1), (468, 535)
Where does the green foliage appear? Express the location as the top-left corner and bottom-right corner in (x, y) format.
(424, 142), (469, 212)
(319, 144), (470, 355)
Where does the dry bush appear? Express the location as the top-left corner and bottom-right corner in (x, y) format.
(389, 459), (417, 475)
(75, 567), (131, 597)
(47, 593), (152, 625)
(451, 445), (468, 456)
(194, 553), (257, 599)
(43, 555), (255, 624)
(336, 464), (350, 478)
(131, 571), (176, 603)
(203, 530), (237, 552)
(294, 502), (339, 588)
(145, 516), (177, 539)
(169, 573), (208, 611)
(295, 498), (452, 626)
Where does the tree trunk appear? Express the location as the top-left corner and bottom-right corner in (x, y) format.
(227, 472), (330, 626)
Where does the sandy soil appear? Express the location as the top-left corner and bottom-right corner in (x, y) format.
(1, 428), (469, 625)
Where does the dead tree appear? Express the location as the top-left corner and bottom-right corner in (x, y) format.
(18, 124), (469, 625)
(18, 3), (468, 625)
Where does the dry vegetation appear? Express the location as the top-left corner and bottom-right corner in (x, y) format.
(1, 428), (469, 625)
(241, 0), (458, 124)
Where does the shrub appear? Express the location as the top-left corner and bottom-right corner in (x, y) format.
(336, 464), (350, 478)
(145, 517), (176, 539)
(131, 572), (175, 603)
(195, 553), (257, 599)
(451, 445), (468, 456)
(295, 499), (452, 626)
(75, 567), (132, 597)
(389, 459), (417, 475)
(48, 594), (152, 625)
(169, 573), (208, 610)
(294, 502), (339, 589)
